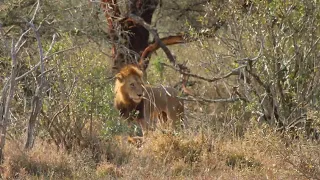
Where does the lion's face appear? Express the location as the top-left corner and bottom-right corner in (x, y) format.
(115, 65), (144, 104)
(123, 75), (144, 103)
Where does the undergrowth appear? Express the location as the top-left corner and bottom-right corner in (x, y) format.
(1, 125), (320, 179)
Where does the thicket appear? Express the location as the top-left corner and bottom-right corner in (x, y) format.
(0, 0), (319, 179)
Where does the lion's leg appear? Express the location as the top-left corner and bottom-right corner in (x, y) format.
(159, 111), (168, 123)
(166, 109), (179, 130)
(175, 101), (187, 129)
(167, 105), (185, 130)
(138, 118), (149, 136)
(142, 99), (153, 136)
(178, 105), (187, 129)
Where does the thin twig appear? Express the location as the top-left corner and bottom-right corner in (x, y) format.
(14, 28), (31, 50)
(3, 40), (18, 126)
(44, 33), (57, 57)
(30, 0), (40, 23)
(15, 40), (27, 53)
(27, 21), (44, 85)
(162, 62), (247, 83)
(15, 46), (78, 81)
(178, 96), (246, 103)
(48, 104), (69, 129)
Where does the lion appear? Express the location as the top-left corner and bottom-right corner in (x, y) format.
(114, 65), (185, 136)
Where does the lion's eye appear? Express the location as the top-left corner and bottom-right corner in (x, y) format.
(130, 83), (135, 87)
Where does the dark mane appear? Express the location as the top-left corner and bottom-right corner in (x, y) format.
(118, 65), (143, 78)
(117, 100), (144, 121)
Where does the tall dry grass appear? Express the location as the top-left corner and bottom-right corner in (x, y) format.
(2, 122), (320, 179)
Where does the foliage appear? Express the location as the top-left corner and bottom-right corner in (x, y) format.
(153, 56), (165, 78)
(187, 0), (320, 129)
(1, 0), (320, 179)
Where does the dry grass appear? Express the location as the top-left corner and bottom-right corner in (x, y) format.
(1, 124), (320, 179)
(2, 141), (73, 179)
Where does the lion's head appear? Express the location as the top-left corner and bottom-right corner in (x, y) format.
(114, 65), (144, 108)
(113, 65), (186, 136)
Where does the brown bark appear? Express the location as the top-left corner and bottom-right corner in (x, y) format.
(100, 0), (159, 71)
(98, 0), (227, 73)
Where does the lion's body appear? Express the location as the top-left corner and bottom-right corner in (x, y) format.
(114, 65), (185, 135)
(142, 86), (184, 131)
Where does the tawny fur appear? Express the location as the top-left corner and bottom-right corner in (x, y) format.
(114, 65), (185, 136)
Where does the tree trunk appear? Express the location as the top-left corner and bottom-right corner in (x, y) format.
(25, 87), (43, 149)
(105, 0), (159, 71)
(24, 21), (46, 150)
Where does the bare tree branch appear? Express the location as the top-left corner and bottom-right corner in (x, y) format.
(0, 39), (18, 162)
(24, 5), (47, 149)
(14, 28), (31, 50)
(128, 13), (177, 66)
(15, 45), (78, 81)
(48, 104), (69, 130)
(30, 0), (40, 23)
(161, 62), (247, 83)
(178, 96), (247, 103)
(44, 34), (57, 57)
(27, 21), (45, 84)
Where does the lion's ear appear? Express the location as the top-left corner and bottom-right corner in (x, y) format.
(136, 69), (143, 78)
(115, 73), (124, 82)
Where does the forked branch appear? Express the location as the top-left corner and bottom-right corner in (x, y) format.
(127, 13), (177, 67)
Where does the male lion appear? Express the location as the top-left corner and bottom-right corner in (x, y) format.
(114, 65), (185, 136)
